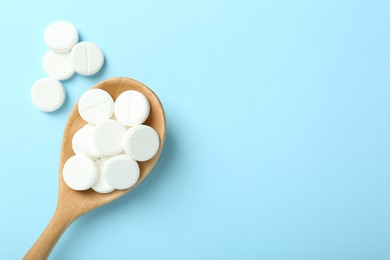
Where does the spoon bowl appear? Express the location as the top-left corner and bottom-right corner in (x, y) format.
(24, 77), (166, 259)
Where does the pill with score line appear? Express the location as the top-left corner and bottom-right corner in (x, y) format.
(63, 155), (97, 191)
(124, 125), (160, 161)
(31, 78), (66, 112)
(44, 21), (79, 53)
(92, 119), (127, 156)
(78, 89), (114, 125)
(114, 90), (150, 126)
(43, 50), (74, 80)
(70, 42), (104, 76)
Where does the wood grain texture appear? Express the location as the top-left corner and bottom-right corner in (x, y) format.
(24, 77), (166, 260)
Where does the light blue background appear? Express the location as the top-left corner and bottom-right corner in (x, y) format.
(1, 0), (390, 259)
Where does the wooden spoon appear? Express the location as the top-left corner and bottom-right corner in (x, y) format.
(24, 77), (166, 259)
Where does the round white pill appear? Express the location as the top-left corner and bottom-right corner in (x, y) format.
(93, 120), (127, 156)
(92, 159), (115, 194)
(63, 155), (97, 191)
(70, 42), (104, 76)
(78, 89), (114, 125)
(114, 90), (150, 126)
(31, 78), (66, 112)
(103, 155), (140, 190)
(43, 50), (74, 80)
(72, 124), (102, 159)
(124, 125), (160, 161)
(44, 21), (78, 53)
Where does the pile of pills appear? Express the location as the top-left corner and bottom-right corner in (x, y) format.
(31, 21), (105, 112)
(63, 89), (160, 193)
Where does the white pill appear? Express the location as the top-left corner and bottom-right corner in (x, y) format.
(44, 21), (78, 53)
(31, 78), (66, 112)
(114, 90), (150, 126)
(103, 155), (140, 190)
(70, 42), (104, 76)
(124, 125), (160, 161)
(63, 155), (97, 191)
(43, 50), (74, 80)
(93, 120), (127, 156)
(72, 124), (102, 159)
(78, 89), (114, 125)
(92, 159), (115, 194)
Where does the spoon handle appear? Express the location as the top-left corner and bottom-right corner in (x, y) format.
(24, 207), (74, 260)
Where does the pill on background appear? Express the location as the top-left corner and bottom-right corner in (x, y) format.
(78, 89), (114, 125)
(72, 124), (102, 159)
(70, 42), (104, 76)
(31, 78), (66, 112)
(43, 50), (74, 80)
(93, 120), (127, 156)
(44, 21), (79, 53)
(63, 155), (97, 191)
(103, 155), (140, 190)
(92, 159), (115, 194)
(124, 125), (160, 161)
(114, 90), (150, 126)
